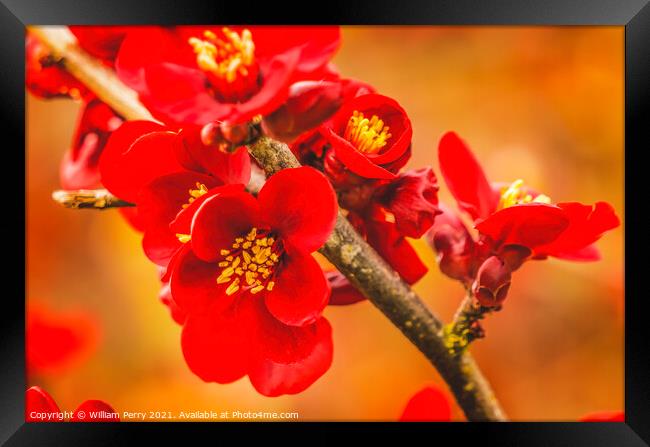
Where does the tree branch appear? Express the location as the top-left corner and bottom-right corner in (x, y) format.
(51, 189), (135, 209)
(35, 26), (506, 421)
(248, 137), (506, 421)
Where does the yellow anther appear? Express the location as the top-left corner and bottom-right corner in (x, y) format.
(176, 233), (191, 243)
(215, 228), (282, 296)
(242, 251), (252, 264)
(182, 182), (209, 209)
(498, 179), (552, 209)
(344, 110), (392, 154)
(188, 27), (256, 84)
(250, 285), (265, 294)
(226, 278), (240, 296)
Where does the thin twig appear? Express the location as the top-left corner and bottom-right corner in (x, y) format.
(52, 189), (135, 209)
(35, 26), (506, 421)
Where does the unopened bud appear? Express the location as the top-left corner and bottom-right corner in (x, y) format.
(472, 256), (511, 307)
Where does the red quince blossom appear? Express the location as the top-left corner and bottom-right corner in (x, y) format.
(321, 93), (412, 180)
(169, 167), (338, 396)
(579, 411), (625, 422)
(26, 386), (118, 422)
(99, 120), (251, 268)
(115, 26), (340, 126)
(399, 385), (452, 422)
(428, 131), (620, 303)
(27, 303), (99, 376)
(291, 93), (438, 305)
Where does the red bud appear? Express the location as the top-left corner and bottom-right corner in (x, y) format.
(472, 256), (512, 307)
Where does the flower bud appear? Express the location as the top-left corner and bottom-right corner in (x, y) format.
(472, 256), (512, 307)
(376, 167), (441, 238)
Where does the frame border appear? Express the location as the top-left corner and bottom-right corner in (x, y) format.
(4, 0), (648, 445)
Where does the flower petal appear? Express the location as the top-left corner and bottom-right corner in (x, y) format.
(181, 298), (256, 384)
(138, 171), (219, 229)
(248, 26), (340, 77)
(248, 306), (333, 397)
(169, 244), (234, 316)
(190, 190), (261, 262)
(399, 386), (452, 422)
(438, 132), (499, 220)
(326, 129), (397, 179)
(534, 202), (620, 260)
(475, 203), (570, 249)
(377, 167), (441, 238)
(138, 172), (220, 266)
(99, 124), (181, 203)
(258, 167), (337, 254)
(366, 217), (428, 285)
(175, 128), (251, 185)
(264, 252), (329, 326)
(25, 386), (60, 421)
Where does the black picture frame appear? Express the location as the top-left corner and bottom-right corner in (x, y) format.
(3, 0), (648, 445)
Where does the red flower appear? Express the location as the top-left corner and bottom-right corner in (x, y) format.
(169, 167), (337, 395)
(116, 26), (340, 126)
(26, 386), (118, 422)
(321, 93), (412, 180)
(27, 303), (99, 376)
(99, 120), (251, 268)
(60, 98), (124, 189)
(290, 92), (436, 305)
(579, 411), (625, 422)
(375, 167), (441, 238)
(399, 385), (452, 422)
(264, 75), (375, 143)
(438, 131), (620, 261)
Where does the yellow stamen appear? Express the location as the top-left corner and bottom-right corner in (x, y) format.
(182, 182), (209, 209)
(176, 233), (191, 243)
(215, 227), (282, 296)
(188, 27), (255, 83)
(344, 110), (392, 154)
(498, 179), (552, 209)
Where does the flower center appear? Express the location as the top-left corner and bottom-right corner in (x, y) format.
(216, 227), (282, 296)
(343, 110), (392, 154)
(498, 179), (551, 210)
(188, 28), (260, 103)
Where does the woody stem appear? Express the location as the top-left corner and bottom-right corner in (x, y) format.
(35, 25), (506, 421)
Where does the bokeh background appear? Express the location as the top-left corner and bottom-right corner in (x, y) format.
(26, 26), (624, 421)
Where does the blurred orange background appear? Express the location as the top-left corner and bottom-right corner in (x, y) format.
(26, 26), (624, 421)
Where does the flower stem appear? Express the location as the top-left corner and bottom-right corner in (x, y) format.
(35, 25), (506, 421)
(442, 291), (493, 356)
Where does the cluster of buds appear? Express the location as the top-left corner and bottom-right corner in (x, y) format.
(200, 116), (262, 153)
